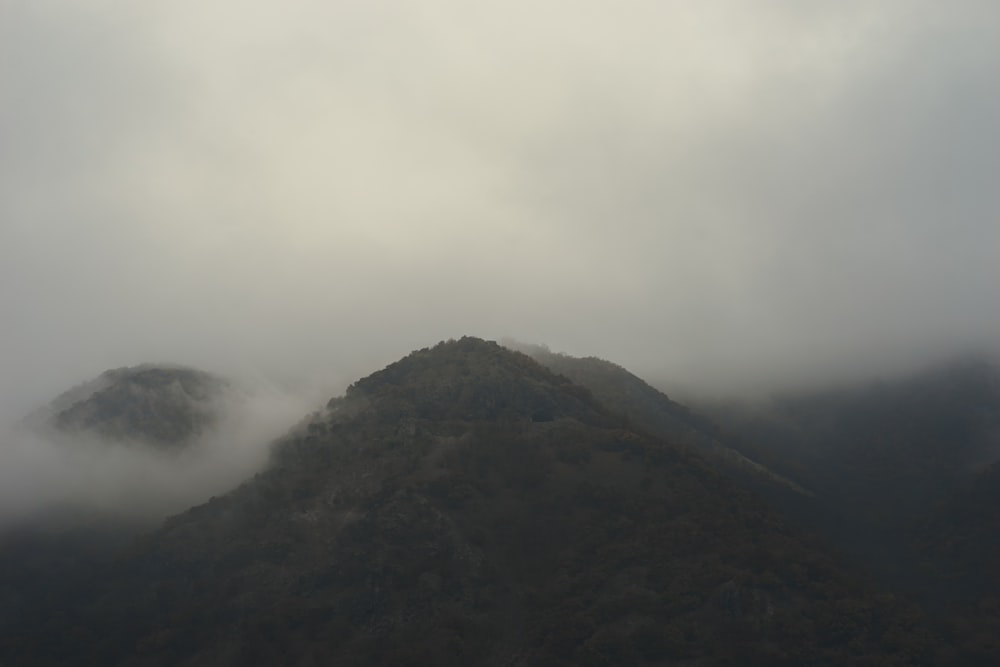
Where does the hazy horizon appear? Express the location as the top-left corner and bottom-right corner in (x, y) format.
(3, 1), (999, 415)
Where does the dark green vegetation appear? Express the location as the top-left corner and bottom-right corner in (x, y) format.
(4, 339), (1000, 665)
(36, 364), (229, 447)
(705, 359), (1000, 662)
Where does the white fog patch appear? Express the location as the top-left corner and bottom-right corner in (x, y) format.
(0, 380), (320, 526)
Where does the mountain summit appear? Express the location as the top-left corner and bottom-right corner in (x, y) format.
(339, 337), (603, 423)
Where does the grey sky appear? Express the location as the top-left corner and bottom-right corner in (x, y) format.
(2, 0), (999, 412)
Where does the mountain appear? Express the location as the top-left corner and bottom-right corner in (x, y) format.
(26, 364), (230, 448)
(0, 338), (943, 666)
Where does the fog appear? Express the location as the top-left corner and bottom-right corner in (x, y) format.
(0, 380), (320, 526)
(2, 0), (999, 414)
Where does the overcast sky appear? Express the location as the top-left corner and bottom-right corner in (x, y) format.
(2, 0), (999, 413)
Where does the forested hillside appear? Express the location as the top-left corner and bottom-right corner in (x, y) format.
(703, 358), (1000, 661)
(0, 339), (947, 666)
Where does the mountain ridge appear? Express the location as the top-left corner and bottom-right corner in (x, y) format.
(0, 337), (943, 666)
(505, 340), (810, 497)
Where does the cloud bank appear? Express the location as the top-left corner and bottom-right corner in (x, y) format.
(1, 0), (998, 404)
(0, 381), (317, 525)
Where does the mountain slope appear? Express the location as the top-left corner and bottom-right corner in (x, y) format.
(703, 358), (1000, 661)
(1, 339), (946, 665)
(706, 359), (1000, 524)
(507, 341), (809, 497)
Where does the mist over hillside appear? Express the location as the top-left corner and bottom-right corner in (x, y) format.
(0, 366), (322, 525)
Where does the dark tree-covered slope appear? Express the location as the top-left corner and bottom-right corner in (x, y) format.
(703, 358), (1000, 662)
(1, 338), (945, 666)
(708, 359), (1000, 524)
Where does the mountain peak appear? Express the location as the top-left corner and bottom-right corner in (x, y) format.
(341, 336), (600, 424)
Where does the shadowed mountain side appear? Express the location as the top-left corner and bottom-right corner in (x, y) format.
(702, 358), (1000, 662)
(703, 359), (1000, 559)
(707, 359), (1000, 523)
(1, 338), (946, 666)
(902, 461), (1000, 660)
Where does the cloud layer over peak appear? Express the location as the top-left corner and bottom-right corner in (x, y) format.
(2, 1), (998, 405)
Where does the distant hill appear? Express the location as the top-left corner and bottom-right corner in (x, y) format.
(0, 338), (943, 666)
(26, 364), (230, 448)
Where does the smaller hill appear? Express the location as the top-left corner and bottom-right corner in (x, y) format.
(29, 364), (230, 448)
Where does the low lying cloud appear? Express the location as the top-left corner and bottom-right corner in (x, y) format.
(0, 380), (321, 527)
(1, 1), (998, 404)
